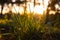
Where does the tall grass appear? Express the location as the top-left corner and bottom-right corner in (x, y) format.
(1, 13), (60, 40)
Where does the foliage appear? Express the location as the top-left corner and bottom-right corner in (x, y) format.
(0, 13), (60, 40)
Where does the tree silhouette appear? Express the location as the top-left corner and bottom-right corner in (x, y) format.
(45, 0), (60, 24)
(49, 0), (60, 10)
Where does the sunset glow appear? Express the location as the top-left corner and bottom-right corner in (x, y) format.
(26, 2), (34, 14)
(34, 5), (44, 14)
(0, 0), (51, 15)
(18, 5), (24, 15)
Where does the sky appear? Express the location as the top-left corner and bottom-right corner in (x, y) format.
(0, 0), (60, 15)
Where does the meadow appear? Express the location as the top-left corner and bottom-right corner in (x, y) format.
(0, 12), (60, 40)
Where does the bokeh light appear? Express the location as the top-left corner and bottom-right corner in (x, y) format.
(2, 4), (10, 14)
(49, 10), (56, 14)
(12, 0), (16, 2)
(55, 4), (59, 10)
(0, 0), (57, 15)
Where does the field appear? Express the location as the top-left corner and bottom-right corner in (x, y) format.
(0, 13), (60, 40)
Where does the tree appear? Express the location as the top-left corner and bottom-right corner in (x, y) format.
(45, 0), (60, 24)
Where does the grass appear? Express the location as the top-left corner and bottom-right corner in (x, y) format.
(0, 13), (60, 40)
